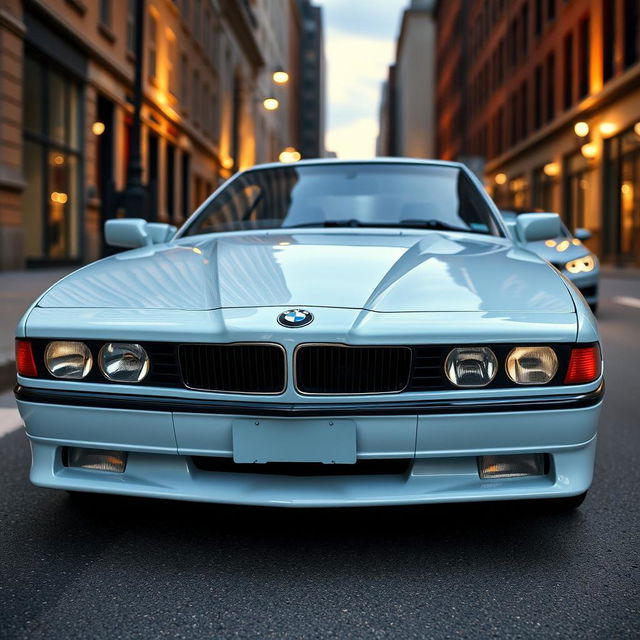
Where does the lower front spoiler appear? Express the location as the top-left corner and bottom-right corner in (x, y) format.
(28, 437), (597, 508)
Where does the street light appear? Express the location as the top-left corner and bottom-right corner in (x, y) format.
(279, 147), (301, 163)
(262, 97), (280, 111)
(574, 121), (590, 137)
(272, 69), (289, 85)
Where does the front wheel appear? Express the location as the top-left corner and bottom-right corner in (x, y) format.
(543, 491), (588, 513)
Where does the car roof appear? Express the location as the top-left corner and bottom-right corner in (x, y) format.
(246, 157), (467, 172)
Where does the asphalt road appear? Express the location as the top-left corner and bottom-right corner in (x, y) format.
(0, 277), (638, 639)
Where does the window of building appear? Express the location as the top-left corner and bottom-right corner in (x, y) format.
(563, 32), (574, 109)
(180, 54), (189, 108)
(520, 81), (528, 140)
(623, 0), (639, 69)
(22, 53), (83, 263)
(533, 165), (557, 212)
(194, 0), (201, 41)
(167, 30), (176, 96)
(535, 0), (543, 36)
(126, 0), (136, 54)
(166, 143), (176, 221)
(148, 12), (158, 80)
(602, 0), (616, 82)
(521, 3), (529, 55)
(564, 150), (596, 240)
(193, 70), (200, 126)
(545, 52), (555, 122)
(203, 82), (210, 137)
(99, 0), (111, 27)
(578, 16), (590, 98)
(547, 0), (556, 22)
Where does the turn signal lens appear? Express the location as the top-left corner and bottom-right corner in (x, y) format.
(564, 345), (602, 384)
(99, 343), (149, 383)
(66, 447), (127, 473)
(16, 339), (38, 377)
(506, 346), (558, 384)
(445, 347), (498, 387)
(45, 341), (93, 379)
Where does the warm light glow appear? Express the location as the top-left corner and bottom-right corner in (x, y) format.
(574, 121), (590, 137)
(581, 143), (598, 159)
(192, 247), (202, 255)
(621, 183), (632, 196)
(50, 191), (68, 204)
(598, 122), (617, 136)
(572, 238), (582, 246)
(543, 162), (560, 177)
(556, 240), (571, 252)
(92, 121), (106, 136)
(634, 122), (640, 137)
(272, 70), (289, 85)
(221, 157), (234, 170)
(263, 97), (280, 111)
(279, 147), (302, 163)
(495, 173), (507, 185)
(545, 240), (557, 247)
(52, 154), (65, 166)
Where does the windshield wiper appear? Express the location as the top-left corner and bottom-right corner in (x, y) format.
(284, 218), (472, 232)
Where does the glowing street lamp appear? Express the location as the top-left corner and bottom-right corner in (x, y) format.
(263, 97), (280, 111)
(272, 69), (289, 85)
(574, 121), (589, 137)
(279, 147), (301, 163)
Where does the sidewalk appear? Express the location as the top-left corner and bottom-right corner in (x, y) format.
(0, 268), (72, 389)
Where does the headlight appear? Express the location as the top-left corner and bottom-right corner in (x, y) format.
(506, 346), (558, 384)
(445, 347), (498, 387)
(99, 343), (149, 383)
(565, 254), (595, 273)
(45, 341), (93, 379)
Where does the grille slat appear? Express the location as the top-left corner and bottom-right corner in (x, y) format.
(179, 344), (286, 394)
(295, 345), (412, 395)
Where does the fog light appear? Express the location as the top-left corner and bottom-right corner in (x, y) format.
(65, 448), (127, 473)
(478, 454), (545, 479)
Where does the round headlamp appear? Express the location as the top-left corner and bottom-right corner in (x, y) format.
(45, 341), (93, 379)
(506, 346), (558, 384)
(99, 343), (149, 383)
(445, 347), (498, 387)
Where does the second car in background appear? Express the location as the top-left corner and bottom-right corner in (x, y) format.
(501, 210), (599, 313)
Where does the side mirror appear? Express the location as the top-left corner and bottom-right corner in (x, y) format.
(105, 219), (176, 248)
(574, 227), (592, 241)
(516, 213), (562, 243)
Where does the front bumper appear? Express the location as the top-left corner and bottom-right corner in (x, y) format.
(16, 384), (603, 507)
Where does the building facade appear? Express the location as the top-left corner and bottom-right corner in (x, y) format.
(297, 0), (325, 159)
(0, 0), (303, 270)
(434, 0), (640, 266)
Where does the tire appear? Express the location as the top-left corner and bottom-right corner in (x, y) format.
(542, 491), (588, 513)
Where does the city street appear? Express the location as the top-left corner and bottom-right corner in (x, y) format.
(0, 276), (637, 639)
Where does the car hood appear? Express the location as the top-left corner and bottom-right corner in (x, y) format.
(38, 231), (575, 313)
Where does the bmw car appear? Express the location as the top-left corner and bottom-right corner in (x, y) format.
(501, 210), (599, 312)
(14, 159), (603, 510)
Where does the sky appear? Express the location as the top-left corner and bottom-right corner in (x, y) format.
(320, 0), (408, 158)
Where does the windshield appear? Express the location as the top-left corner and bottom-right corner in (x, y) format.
(181, 163), (503, 237)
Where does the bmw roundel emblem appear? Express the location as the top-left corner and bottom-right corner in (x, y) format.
(278, 309), (314, 328)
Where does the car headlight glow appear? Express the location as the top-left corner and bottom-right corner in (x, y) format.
(45, 341), (93, 379)
(445, 347), (498, 387)
(99, 343), (149, 383)
(565, 254), (595, 274)
(506, 346), (558, 385)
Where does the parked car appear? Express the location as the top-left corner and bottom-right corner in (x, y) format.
(500, 209), (599, 313)
(14, 159), (603, 511)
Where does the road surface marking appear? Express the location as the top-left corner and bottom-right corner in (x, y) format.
(0, 408), (22, 438)
(613, 296), (640, 309)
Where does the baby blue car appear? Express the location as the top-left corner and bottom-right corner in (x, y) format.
(14, 159), (603, 510)
(501, 210), (600, 313)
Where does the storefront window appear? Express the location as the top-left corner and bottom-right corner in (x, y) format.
(605, 126), (640, 265)
(22, 53), (83, 263)
(564, 151), (598, 253)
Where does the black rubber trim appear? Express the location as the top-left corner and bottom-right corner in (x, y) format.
(14, 382), (604, 417)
